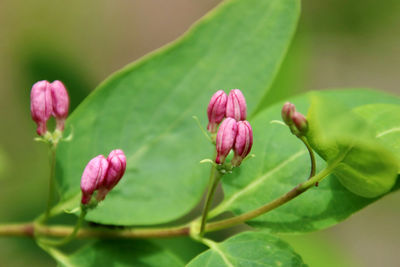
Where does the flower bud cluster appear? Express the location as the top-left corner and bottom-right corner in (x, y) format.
(207, 89), (253, 167)
(30, 80), (70, 136)
(80, 149), (127, 205)
(281, 102), (308, 136)
(207, 89), (247, 134)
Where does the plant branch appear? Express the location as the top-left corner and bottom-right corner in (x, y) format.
(44, 146), (57, 222)
(298, 136), (316, 179)
(199, 166), (223, 235)
(0, 162), (339, 240)
(204, 164), (335, 232)
(38, 206), (87, 246)
(0, 222), (190, 239)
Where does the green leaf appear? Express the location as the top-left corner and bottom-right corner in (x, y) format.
(306, 94), (398, 198)
(211, 89), (400, 233)
(55, 0), (300, 225)
(332, 140), (398, 198)
(353, 103), (400, 172)
(45, 240), (184, 267)
(152, 237), (207, 264)
(187, 231), (307, 267)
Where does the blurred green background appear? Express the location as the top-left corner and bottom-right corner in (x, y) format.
(0, 0), (399, 266)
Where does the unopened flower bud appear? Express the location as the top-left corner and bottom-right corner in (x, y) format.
(232, 121), (253, 166)
(104, 149), (126, 189)
(207, 90), (227, 133)
(281, 102), (295, 126)
(292, 112), (308, 134)
(215, 118), (238, 164)
(51, 80), (69, 131)
(226, 89), (247, 121)
(96, 149), (127, 201)
(80, 155), (109, 205)
(30, 81), (52, 136)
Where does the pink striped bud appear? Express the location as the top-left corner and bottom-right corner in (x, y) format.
(292, 112), (308, 134)
(226, 89), (247, 121)
(80, 155), (109, 205)
(96, 149), (127, 201)
(281, 102), (295, 126)
(207, 90), (227, 133)
(30, 81), (53, 136)
(215, 118), (238, 164)
(50, 80), (69, 131)
(104, 149), (126, 189)
(232, 121), (253, 166)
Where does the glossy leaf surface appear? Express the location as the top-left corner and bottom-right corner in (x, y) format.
(55, 0), (300, 225)
(187, 231), (306, 267)
(212, 89), (400, 232)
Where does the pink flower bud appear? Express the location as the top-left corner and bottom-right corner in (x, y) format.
(80, 155), (109, 205)
(292, 112), (308, 134)
(226, 89), (247, 121)
(232, 121), (253, 166)
(215, 118), (238, 164)
(30, 81), (52, 136)
(281, 102), (296, 126)
(104, 149), (126, 189)
(207, 90), (227, 133)
(96, 149), (126, 201)
(50, 80), (69, 131)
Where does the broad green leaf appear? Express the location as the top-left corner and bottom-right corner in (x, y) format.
(306, 94), (398, 198)
(305, 93), (374, 161)
(212, 89), (400, 233)
(46, 240), (184, 267)
(152, 237), (207, 263)
(187, 231), (306, 267)
(252, 33), (308, 115)
(353, 104), (400, 171)
(55, 0), (300, 225)
(332, 140), (398, 198)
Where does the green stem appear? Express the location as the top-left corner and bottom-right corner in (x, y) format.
(199, 166), (223, 235)
(0, 160), (342, 240)
(205, 164), (335, 232)
(0, 163), (332, 240)
(299, 136), (316, 179)
(38, 206), (87, 246)
(44, 146), (57, 222)
(0, 222), (190, 239)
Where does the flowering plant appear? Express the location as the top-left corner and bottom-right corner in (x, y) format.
(1, 0), (399, 266)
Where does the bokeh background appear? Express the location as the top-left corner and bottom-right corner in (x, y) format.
(0, 0), (399, 266)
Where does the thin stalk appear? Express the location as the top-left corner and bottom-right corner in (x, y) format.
(205, 164), (335, 232)
(199, 166), (222, 235)
(0, 223), (190, 239)
(38, 207), (87, 246)
(299, 136), (316, 179)
(44, 146), (57, 222)
(0, 163), (332, 240)
(0, 158), (343, 240)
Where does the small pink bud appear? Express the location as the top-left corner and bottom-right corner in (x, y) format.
(104, 149), (126, 189)
(215, 118), (238, 164)
(30, 81), (53, 136)
(232, 121), (253, 166)
(80, 155), (109, 205)
(292, 112), (308, 134)
(281, 102), (296, 126)
(94, 149), (127, 201)
(226, 89), (247, 121)
(50, 80), (69, 131)
(207, 90), (227, 133)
